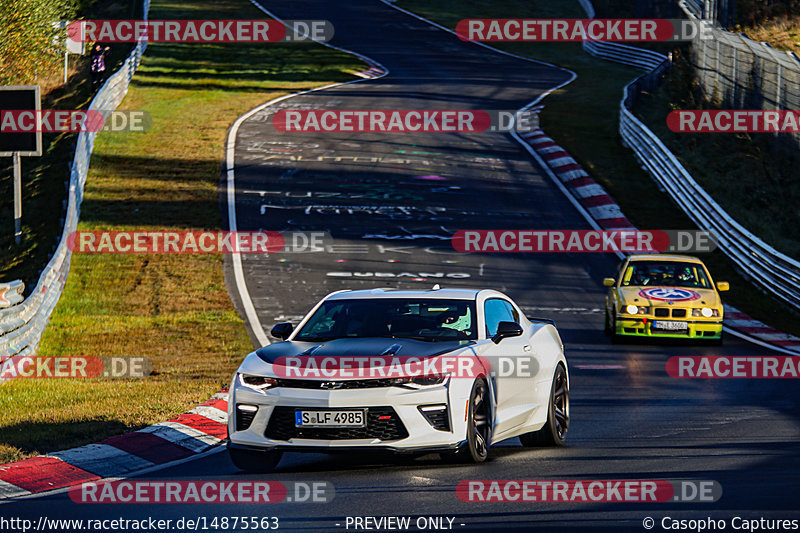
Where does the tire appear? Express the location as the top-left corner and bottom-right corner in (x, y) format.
(604, 306), (612, 336)
(442, 379), (492, 463)
(519, 364), (569, 447)
(608, 308), (621, 343)
(228, 447), (282, 473)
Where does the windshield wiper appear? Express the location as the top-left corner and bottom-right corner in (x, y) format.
(375, 334), (440, 342)
(294, 336), (342, 342)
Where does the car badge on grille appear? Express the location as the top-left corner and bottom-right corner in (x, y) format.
(320, 381), (344, 389)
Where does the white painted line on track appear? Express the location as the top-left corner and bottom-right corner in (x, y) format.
(224, 0), (390, 347)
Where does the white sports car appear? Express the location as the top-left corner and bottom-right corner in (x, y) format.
(226, 287), (569, 471)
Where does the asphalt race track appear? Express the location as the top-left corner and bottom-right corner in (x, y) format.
(5, 1), (800, 531)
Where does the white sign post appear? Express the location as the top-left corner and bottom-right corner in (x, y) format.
(0, 86), (42, 245)
(53, 21), (85, 83)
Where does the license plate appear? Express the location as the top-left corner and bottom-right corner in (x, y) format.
(652, 320), (688, 331)
(295, 409), (365, 428)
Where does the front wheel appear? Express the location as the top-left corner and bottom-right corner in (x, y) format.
(520, 364), (569, 447)
(228, 447), (282, 473)
(442, 379), (492, 463)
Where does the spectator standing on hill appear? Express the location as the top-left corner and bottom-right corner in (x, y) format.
(90, 44), (111, 91)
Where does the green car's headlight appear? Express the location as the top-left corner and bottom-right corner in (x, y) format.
(625, 304), (649, 315)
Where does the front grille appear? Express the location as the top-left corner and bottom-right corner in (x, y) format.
(272, 378), (398, 390)
(265, 407), (408, 441)
(236, 405), (257, 431)
(653, 308), (687, 318)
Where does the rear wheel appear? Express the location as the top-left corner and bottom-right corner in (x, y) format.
(228, 447), (282, 473)
(442, 379), (492, 463)
(520, 364), (569, 447)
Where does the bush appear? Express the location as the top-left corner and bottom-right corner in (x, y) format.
(0, 0), (77, 85)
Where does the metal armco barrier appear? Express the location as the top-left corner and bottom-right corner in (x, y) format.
(578, 0), (800, 312)
(0, 0), (151, 363)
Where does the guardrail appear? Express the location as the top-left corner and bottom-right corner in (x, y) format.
(0, 0), (150, 363)
(678, 1), (800, 156)
(578, 0), (800, 312)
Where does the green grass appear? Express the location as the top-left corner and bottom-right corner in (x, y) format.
(395, 0), (800, 335)
(0, 0), (365, 464)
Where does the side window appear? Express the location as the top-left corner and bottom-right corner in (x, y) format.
(503, 301), (520, 323)
(484, 299), (516, 337)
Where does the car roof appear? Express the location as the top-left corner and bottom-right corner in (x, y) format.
(324, 288), (484, 301)
(627, 254), (704, 263)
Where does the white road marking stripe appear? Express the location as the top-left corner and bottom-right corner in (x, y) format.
(138, 422), (222, 453)
(50, 444), (154, 477)
(571, 184), (607, 199)
(189, 406), (228, 424)
(548, 156), (576, 167)
(526, 135), (552, 144)
(0, 480), (30, 499)
(558, 169), (590, 182)
(536, 145), (563, 154)
(587, 204), (624, 220)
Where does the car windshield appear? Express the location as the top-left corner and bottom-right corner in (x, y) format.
(621, 261), (711, 289)
(294, 298), (477, 342)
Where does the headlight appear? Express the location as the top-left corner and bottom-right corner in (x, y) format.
(390, 375), (449, 389)
(692, 307), (719, 318)
(625, 304), (649, 315)
(238, 373), (277, 391)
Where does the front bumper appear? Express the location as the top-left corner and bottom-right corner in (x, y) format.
(227, 380), (470, 452)
(615, 316), (723, 339)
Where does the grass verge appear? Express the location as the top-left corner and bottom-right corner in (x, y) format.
(0, 0), (365, 463)
(395, 0), (800, 335)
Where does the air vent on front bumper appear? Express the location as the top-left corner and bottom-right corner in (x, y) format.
(236, 404), (258, 431)
(418, 404), (450, 431)
(265, 407), (408, 441)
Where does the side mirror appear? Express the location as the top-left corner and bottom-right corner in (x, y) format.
(716, 281), (730, 292)
(492, 321), (524, 344)
(603, 278), (616, 287)
(270, 322), (294, 340)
